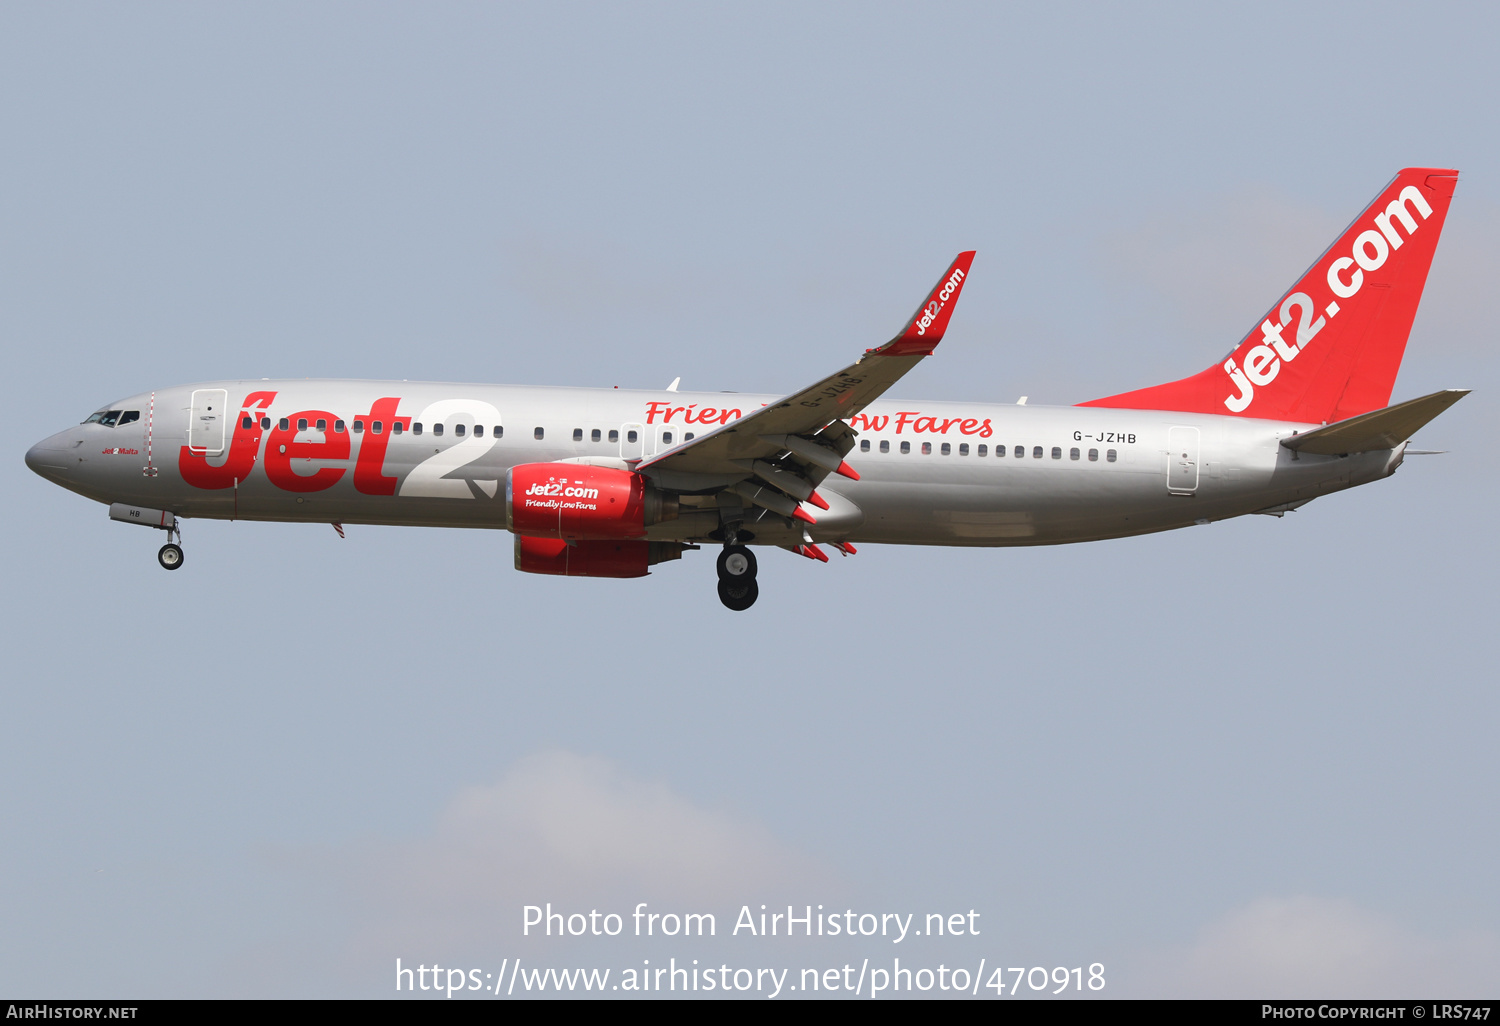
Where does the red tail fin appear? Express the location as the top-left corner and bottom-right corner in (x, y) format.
(1079, 168), (1459, 423)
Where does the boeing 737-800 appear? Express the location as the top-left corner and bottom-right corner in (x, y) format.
(26, 168), (1468, 609)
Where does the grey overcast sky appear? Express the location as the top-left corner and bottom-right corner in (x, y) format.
(2, 1), (1497, 999)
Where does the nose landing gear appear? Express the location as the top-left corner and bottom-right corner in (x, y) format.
(156, 521), (184, 570)
(108, 503), (184, 571)
(716, 544), (758, 611)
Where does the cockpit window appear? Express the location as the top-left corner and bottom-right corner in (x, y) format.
(84, 410), (121, 427)
(117, 411), (139, 427)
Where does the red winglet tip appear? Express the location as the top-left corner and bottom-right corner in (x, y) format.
(836, 461), (861, 481)
(792, 506), (818, 525)
(807, 490), (831, 511)
(883, 250), (977, 356)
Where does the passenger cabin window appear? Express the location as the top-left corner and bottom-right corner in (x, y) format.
(860, 439), (870, 452)
(393, 421), (404, 435)
(880, 440), (890, 453)
(534, 427), (544, 440)
(922, 442), (932, 454)
(373, 421), (384, 434)
(433, 423), (444, 437)
(591, 429), (601, 442)
(315, 419), (327, 431)
(335, 420), (345, 433)
(297, 418), (308, 431)
(1015, 445), (1025, 458)
(493, 425), (503, 438)
(413, 422), (423, 435)
(453, 424), (464, 437)
(626, 430), (637, 443)
(470, 424), (480, 437)
(573, 428), (583, 442)
(283, 418), (294, 431)
(900, 441), (911, 454)
(685, 432), (694, 440)
(118, 411), (139, 426)
(242, 416), (254, 430)
(958, 443), (968, 455)
(1033, 446), (1043, 459)
(1051, 446), (1062, 459)
(261, 417), (271, 430)
(662, 431), (673, 445)
(940, 442), (950, 455)
(1088, 448), (1098, 461)
(978, 444), (988, 456)
(1107, 449), (1118, 462)
(1069, 447), (1080, 460)
(609, 429), (619, 443)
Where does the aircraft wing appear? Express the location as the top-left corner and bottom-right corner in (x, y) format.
(637, 251), (976, 487)
(1280, 388), (1470, 456)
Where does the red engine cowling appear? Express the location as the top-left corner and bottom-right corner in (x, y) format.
(514, 536), (684, 578)
(506, 463), (676, 540)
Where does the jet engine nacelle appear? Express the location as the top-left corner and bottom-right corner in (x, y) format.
(513, 536), (685, 578)
(505, 462), (677, 540)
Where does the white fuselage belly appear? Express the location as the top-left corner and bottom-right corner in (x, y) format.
(60, 380), (1401, 547)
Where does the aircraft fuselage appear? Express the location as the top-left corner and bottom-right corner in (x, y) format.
(27, 379), (1396, 548)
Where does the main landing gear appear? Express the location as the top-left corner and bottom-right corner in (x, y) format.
(716, 544), (758, 611)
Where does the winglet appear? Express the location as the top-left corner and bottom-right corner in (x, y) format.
(874, 251), (977, 357)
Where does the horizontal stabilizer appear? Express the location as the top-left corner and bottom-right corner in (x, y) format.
(1281, 389), (1469, 455)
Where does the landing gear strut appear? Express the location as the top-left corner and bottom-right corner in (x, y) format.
(107, 503), (185, 570)
(716, 544), (758, 610)
(157, 522), (184, 571)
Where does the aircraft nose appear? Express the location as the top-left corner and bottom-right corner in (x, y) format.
(25, 436), (71, 482)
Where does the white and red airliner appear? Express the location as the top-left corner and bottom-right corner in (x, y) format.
(27, 168), (1468, 609)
